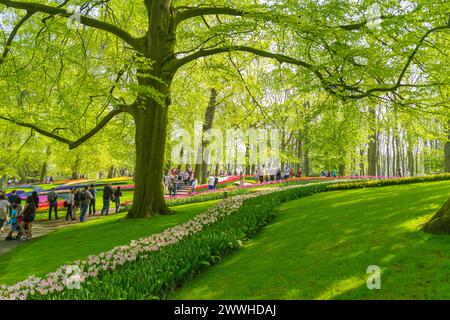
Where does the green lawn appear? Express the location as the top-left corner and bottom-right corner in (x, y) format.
(0, 200), (218, 285)
(171, 181), (450, 300)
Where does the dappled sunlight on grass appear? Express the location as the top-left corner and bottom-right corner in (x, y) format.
(172, 181), (450, 299)
(315, 276), (364, 300)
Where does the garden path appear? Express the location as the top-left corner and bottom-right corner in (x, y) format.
(0, 209), (119, 257)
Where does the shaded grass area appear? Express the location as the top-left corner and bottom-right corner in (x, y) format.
(171, 181), (450, 300)
(0, 200), (218, 285)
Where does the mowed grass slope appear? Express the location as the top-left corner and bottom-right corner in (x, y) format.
(0, 200), (218, 285)
(172, 181), (450, 300)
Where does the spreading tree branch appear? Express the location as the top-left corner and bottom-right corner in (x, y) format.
(0, 103), (135, 150)
(0, 0), (143, 51)
(343, 25), (450, 99)
(167, 45), (337, 95)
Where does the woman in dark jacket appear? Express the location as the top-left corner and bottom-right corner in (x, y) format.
(31, 191), (39, 208)
(20, 196), (36, 240)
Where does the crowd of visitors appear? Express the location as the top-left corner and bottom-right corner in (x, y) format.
(255, 166), (303, 182)
(63, 183), (122, 222)
(0, 183), (126, 241)
(163, 168), (221, 196)
(0, 190), (38, 241)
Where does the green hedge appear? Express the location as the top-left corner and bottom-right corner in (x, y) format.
(32, 174), (450, 300)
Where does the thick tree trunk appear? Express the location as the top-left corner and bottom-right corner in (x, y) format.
(128, 99), (171, 218)
(423, 196), (450, 234)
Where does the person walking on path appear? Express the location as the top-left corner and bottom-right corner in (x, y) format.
(47, 188), (58, 220)
(101, 183), (114, 215)
(88, 184), (97, 215)
(65, 189), (76, 222)
(113, 187), (122, 213)
(79, 187), (93, 222)
(20, 196), (36, 240)
(0, 194), (11, 233)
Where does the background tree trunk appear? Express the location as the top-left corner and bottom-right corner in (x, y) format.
(40, 146), (51, 182)
(445, 119), (450, 173)
(200, 88), (217, 184)
(367, 107), (377, 176)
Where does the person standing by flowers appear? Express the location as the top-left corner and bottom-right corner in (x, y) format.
(101, 183), (114, 215)
(0, 194), (11, 233)
(5, 204), (20, 240)
(65, 189), (76, 222)
(113, 187), (122, 213)
(31, 191), (39, 208)
(191, 178), (198, 193)
(20, 196), (36, 240)
(88, 184), (97, 215)
(208, 175), (215, 191)
(47, 188), (58, 220)
(79, 186), (93, 222)
(72, 189), (81, 220)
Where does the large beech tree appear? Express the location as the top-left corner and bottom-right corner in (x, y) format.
(0, 0), (448, 218)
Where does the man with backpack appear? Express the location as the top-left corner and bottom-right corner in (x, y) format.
(101, 183), (114, 215)
(79, 186), (93, 222)
(47, 188), (59, 220)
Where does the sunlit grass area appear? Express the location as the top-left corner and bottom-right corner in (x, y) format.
(0, 200), (218, 285)
(171, 181), (450, 299)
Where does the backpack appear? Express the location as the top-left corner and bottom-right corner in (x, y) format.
(79, 191), (87, 202)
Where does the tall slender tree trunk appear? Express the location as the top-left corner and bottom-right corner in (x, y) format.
(296, 130), (303, 172)
(445, 119), (450, 173)
(395, 134), (402, 176)
(407, 140), (415, 176)
(367, 107), (377, 176)
(386, 130), (391, 176)
(303, 131), (311, 176)
(199, 88), (217, 184)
